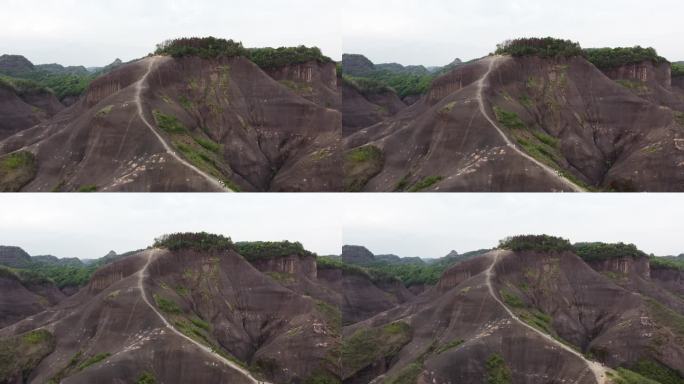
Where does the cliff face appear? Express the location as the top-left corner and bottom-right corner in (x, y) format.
(249, 253), (317, 280)
(602, 60), (671, 88)
(341, 245), (375, 265)
(586, 255), (651, 279)
(264, 61), (340, 109)
(650, 265), (684, 296)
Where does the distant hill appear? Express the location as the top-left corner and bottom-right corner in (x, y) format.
(0, 54), (35, 76)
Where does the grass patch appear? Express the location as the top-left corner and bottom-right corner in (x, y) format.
(194, 136), (221, 153)
(1, 330), (55, 382)
(435, 339), (464, 354)
(493, 106), (526, 130)
(316, 300), (342, 334)
(191, 317), (211, 331)
(486, 354), (512, 384)
(136, 371), (157, 384)
(76, 352), (110, 371)
(153, 294), (182, 314)
(408, 176), (443, 192)
(77, 184), (98, 192)
(608, 368), (661, 384)
(344, 145), (384, 192)
(0, 151), (37, 192)
(394, 174), (411, 191)
(616, 80), (649, 94)
(341, 322), (411, 378)
(500, 289), (525, 308)
(631, 359), (684, 384)
(153, 110), (187, 133)
(386, 362), (423, 384)
(645, 298), (684, 337)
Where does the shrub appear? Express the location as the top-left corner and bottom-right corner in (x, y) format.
(631, 359), (684, 384)
(346, 145), (382, 164)
(584, 46), (667, 69)
(152, 111), (186, 133)
(341, 322), (411, 376)
(235, 241), (314, 261)
(248, 45), (332, 69)
(486, 354), (512, 384)
(155, 37), (248, 59)
(498, 235), (573, 253)
(408, 176), (443, 192)
(672, 63), (684, 78)
(136, 372), (157, 384)
(573, 242), (647, 262)
(153, 294), (182, 314)
(76, 353), (110, 371)
(650, 256), (684, 271)
(153, 232), (233, 252)
(77, 184), (98, 192)
(342, 75), (393, 95)
(495, 37), (583, 58)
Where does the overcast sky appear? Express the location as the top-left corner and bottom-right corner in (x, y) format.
(0, 0), (342, 67)
(1, 194), (683, 260)
(343, 0), (684, 66)
(343, 194), (684, 259)
(0, 194), (344, 259)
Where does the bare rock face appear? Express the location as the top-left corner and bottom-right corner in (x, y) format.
(0, 55), (341, 192)
(341, 249), (684, 383)
(0, 84), (63, 140)
(341, 54), (375, 76)
(651, 263), (684, 297)
(249, 253), (318, 280)
(345, 55), (684, 192)
(0, 268), (65, 328)
(264, 61), (340, 109)
(0, 245), (32, 268)
(0, 248), (341, 384)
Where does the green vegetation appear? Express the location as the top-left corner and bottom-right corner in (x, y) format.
(0, 75), (51, 96)
(342, 322), (411, 376)
(77, 184), (98, 192)
(153, 110), (187, 133)
(0, 151), (37, 192)
(344, 145), (384, 192)
(0, 330), (55, 382)
(303, 370), (341, 384)
(498, 235), (573, 253)
(631, 359), (684, 384)
(342, 75), (393, 95)
(645, 297), (684, 337)
(650, 256), (684, 271)
(155, 37), (248, 59)
(1, 71), (91, 101)
(495, 37), (582, 58)
(608, 368), (662, 384)
(435, 339), (464, 354)
(408, 176), (443, 192)
(235, 241), (315, 261)
(500, 289), (525, 308)
(367, 263), (445, 286)
(76, 353), (110, 371)
(248, 45), (332, 69)
(385, 362), (423, 384)
(584, 46), (667, 70)
(493, 106), (526, 130)
(486, 354), (512, 384)
(362, 71), (433, 98)
(96, 105), (114, 117)
(194, 136), (221, 153)
(153, 232), (233, 252)
(573, 242), (647, 262)
(673, 63), (684, 78)
(154, 294), (182, 314)
(315, 300), (342, 334)
(136, 372), (157, 384)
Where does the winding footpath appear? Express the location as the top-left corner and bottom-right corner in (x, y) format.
(135, 57), (231, 192)
(138, 249), (266, 384)
(476, 56), (585, 192)
(485, 250), (608, 384)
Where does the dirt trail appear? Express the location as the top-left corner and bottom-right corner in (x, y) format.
(485, 250), (608, 384)
(135, 57), (231, 192)
(476, 56), (585, 192)
(138, 249), (267, 384)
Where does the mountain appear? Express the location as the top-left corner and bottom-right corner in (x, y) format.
(0, 38), (342, 192)
(0, 55), (35, 76)
(0, 246), (32, 268)
(341, 235), (684, 384)
(34, 63), (90, 76)
(0, 76), (64, 142)
(344, 39), (684, 192)
(0, 234), (340, 384)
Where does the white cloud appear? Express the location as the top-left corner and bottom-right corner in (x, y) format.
(343, 0), (684, 66)
(0, 0), (342, 66)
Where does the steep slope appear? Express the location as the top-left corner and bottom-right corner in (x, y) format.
(341, 244), (684, 383)
(0, 241), (340, 384)
(0, 78), (63, 140)
(345, 52), (684, 191)
(0, 52), (341, 192)
(0, 267), (65, 328)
